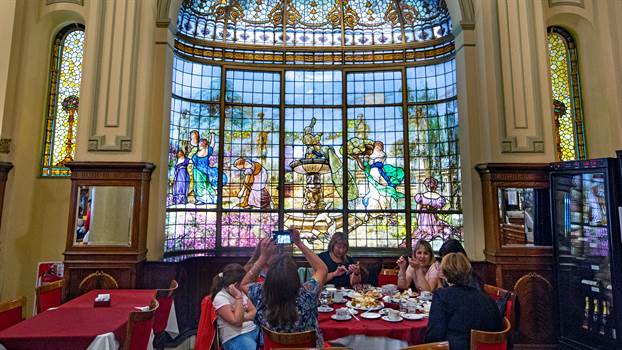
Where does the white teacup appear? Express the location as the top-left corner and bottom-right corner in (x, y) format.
(336, 307), (349, 319)
(326, 287), (337, 299)
(420, 291), (433, 301)
(387, 308), (401, 321)
(334, 290), (344, 303)
(406, 300), (418, 313)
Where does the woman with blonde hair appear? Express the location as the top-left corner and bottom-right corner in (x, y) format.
(318, 232), (362, 288)
(425, 253), (502, 349)
(397, 239), (440, 291)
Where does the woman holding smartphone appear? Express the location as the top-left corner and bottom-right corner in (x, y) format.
(318, 232), (362, 288)
(242, 229), (328, 347)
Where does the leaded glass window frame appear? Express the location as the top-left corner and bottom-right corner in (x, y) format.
(165, 0), (462, 257)
(547, 26), (587, 161)
(41, 23), (85, 177)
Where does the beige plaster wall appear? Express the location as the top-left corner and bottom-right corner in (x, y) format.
(1, 0), (622, 308)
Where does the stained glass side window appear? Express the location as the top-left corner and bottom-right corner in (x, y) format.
(41, 25), (85, 177)
(547, 27), (587, 161)
(165, 56), (222, 252)
(407, 61), (462, 249)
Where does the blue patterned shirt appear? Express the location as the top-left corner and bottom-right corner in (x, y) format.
(248, 278), (323, 347)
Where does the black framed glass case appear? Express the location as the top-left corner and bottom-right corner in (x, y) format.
(550, 158), (622, 349)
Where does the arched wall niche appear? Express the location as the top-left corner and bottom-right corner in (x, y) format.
(149, 0), (486, 260)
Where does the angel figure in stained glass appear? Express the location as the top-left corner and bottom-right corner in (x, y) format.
(353, 140), (405, 211)
(234, 157), (272, 209)
(192, 134), (219, 205)
(413, 177), (456, 241)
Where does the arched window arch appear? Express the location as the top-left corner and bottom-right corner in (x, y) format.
(165, 0), (462, 255)
(547, 26), (587, 161)
(41, 23), (85, 177)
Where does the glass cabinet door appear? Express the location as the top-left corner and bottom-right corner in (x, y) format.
(552, 172), (616, 345)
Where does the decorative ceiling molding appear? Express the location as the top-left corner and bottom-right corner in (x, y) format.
(548, 0), (585, 8)
(46, 0), (84, 5)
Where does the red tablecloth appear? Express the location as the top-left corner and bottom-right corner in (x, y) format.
(0, 289), (156, 350)
(319, 310), (428, 345)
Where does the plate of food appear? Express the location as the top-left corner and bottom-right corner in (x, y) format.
(347, 296), (384, 311)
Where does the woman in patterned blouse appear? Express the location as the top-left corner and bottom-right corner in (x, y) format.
(242, 229), (328, 347)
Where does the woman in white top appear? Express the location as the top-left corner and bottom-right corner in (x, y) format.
(396, 239), (441, 291)
(211, 264), (259, 350)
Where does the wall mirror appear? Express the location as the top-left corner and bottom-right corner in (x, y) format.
(74, 186), (135, 246)
(498, 187), (550, 247)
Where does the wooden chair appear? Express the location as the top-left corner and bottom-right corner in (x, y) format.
(377, 267), (399, 287)
(123, 299), (159, 350)
(78, 271), (119, 294)
(262, 326), (316, 350)
(470, 317), (511, 350)
(483, 284), (517, 330)
(153, 280), (179, 350)
(0, 296), (26, 331)
(401, 341), (449, 350)
(35, 279), (64, 314)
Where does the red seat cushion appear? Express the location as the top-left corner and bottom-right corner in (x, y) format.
(0, 307), (23, 331)
(154, 296), (173, 333)
(38, 287), (62, 313)
(377, 274), (398, 287)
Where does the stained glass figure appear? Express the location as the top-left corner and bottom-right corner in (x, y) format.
(547, 26), (587, 161)
(41, 25), (85, 176)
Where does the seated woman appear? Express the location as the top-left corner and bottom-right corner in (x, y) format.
(397, 239), (440, 291)
(425, 253), (503, 349)
(318, 232), (362, 288)
(211, 264), (259, 350)
(242, 229), (328, 347)
(438, 238), (483, 290)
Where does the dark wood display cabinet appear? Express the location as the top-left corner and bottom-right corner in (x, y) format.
(63, 162), (155, 300)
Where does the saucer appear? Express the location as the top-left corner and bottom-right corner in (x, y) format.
(333, 299), (347, 304)
(400, 312), (425, 320)
(379, 308), (392, 315)
(361, 312), (381, 319)
(331, 314), (352, 321)
(381, 315), (403, 322)
(318, 306), (334, 313)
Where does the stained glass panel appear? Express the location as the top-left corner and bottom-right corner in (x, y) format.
(547, 28), (586, 161)
(166, 1), (461, 255)
(41, 26), (85, 177)
(223, 106), (280, 209)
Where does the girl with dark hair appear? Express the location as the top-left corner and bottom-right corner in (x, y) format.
(242, 229), (328, 347)
(318, 232), (361, 288)
(397, 239), (441, 291)
(211, 264), (258, 350)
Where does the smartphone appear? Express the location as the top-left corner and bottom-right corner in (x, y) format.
(272, 230), (292, 245)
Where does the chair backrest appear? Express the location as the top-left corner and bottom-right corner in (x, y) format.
(0, 296), (26, 331)
(78, 271), (119, 294)
(35, 279), (64, 314)
(154, 279), (179, 334)
(470, 317), (511, 350)
(195, 296), (219, 350)
(124, 299), (159, 350)
(378, 267), (399, 287)
(483, 284), (516, 329)
(401, 341), (449, 350)
(261, 325), (316, 350)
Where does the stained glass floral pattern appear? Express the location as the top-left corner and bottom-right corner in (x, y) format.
(547, 27), (587, 161)
(41, 25), (85, 176)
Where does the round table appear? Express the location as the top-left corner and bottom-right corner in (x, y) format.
(318, 308), (428, 350)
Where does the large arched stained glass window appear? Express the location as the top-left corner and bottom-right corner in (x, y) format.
(165, 0), (462, 256)
(41, 24), (85, 177)
(547, 26), (586, 161)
